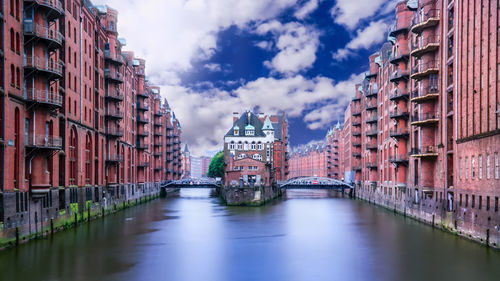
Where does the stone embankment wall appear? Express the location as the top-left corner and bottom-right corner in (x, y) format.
(356, 188), (500, 250)
(220, 185), (283, 206)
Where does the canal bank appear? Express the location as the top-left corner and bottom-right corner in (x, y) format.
(356, 187), (500, 250)
(0, 187), (179, 250)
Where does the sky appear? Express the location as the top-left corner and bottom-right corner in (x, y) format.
(94, 0), (398, 156)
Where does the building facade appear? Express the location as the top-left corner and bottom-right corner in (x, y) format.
(338, 0), (500, 248)
(0, 1), (182, 237)
(223, 111), (288, 187)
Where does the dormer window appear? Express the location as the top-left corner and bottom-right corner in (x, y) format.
(234, 125), (239, 136)
(245, 129), (254, 136)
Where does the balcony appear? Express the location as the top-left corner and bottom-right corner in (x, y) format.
(25, 135), (62, 150)
(136, 142), (148, 150)
(106, 155), (124, 163)
(366, 143), (377, 150)
(365, 84), (378, 97)
(389, 69), (410, 83)
(137, 162), (149, 168)
(137, 115), (149, 123)
(366, 101), (377, 111)
(137, 130), (149, 137)
(352, 118), (361, 126)
(366, 162), (378, 169)
(366, 129), (378, 137)
(137, 91), (149, 98)
(154, 152), (163, 157)
(24, 56), (63, 78)
(154, 130), (164, 136)
(105, 109), (123, 119)
(104, 69), (124, 83)
(411, 9), (440, 34)
(137, 102), (149, 111)
(410, 86), (439, 103)
(352, 96), (361, 102)
(104, 50), (124, 65)
(25, 0), (64, 20)
(388, 16), (412, 37)
(352, 140), (361, 147)
(105, 90), (124, 101)
(411, 35), (440, 57)
(154, 141), (163, 146)
(154, 121), (164, 127)
(154, 111), (164, 117)
(353, 165), (362, 171)
(352, 107), (362, 116)
(365, 114), (378, 124)
(389, 89), (409, 101)
(411, 112), (439, 126)
(154, 166), (163, 171)
(352, 130), (361, 136)
(389, 128), (409, 138)
(389, 109), (409, 119)
(105, 128), (123, 138)
(389, 154), (409, 165)
(23, 22), (63, 50)
(352, 152), (361, 158)
(410, 146), (438, 158)
(25, 88), (62, 108)
(389, 50), (410, 64)
(411, 60), (439, 80)
(365, 71), (377, 79)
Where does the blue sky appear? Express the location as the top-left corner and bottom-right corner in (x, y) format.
(95, 0), (397, 155)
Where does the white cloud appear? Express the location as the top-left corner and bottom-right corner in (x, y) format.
(162, 73), (363, 155)
(330, 0), (388, 29)
(255, 40), (272, 51)
(204, 63), (222, 72)
(256, 21), (320, 75)
(332, 20), (388, 61)
(294, 0), (319, 19)
(93, 0), (299, 79)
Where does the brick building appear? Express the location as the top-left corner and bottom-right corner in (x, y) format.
(288, 123), (342, 180)
(338, 0), (500, 248)
(223, 111), (288, 187)
(0, 1), (182, 237)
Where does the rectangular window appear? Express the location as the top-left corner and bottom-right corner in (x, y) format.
(495, 153), (499, 179)
(472, 195), (475, 208)
(487, 154), (491, 179)
(458, 157), (462, 180)
(465, 157), (468, 179)
(486, 196), (490, 211)
(479, 195), (482, 210)
(465, 194), (469, 207)
(459, 194), (462, 206)
(479, 155), (482, 179)
(471, 156), (475, 179)
(495, 197), (499, 212)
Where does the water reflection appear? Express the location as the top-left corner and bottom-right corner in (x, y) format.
(0, 189), (499, 281)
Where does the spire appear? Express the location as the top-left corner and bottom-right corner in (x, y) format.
(184, 144), (189, 153)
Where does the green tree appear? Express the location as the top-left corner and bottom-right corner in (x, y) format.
(207, 151), (224, 178)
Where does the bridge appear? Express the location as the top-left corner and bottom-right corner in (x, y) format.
(164, 177), (219, 188)
(278, 177), (353, 191)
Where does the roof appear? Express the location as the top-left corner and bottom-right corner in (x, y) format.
(225, 112), (266, 137)
(262, 116), (274, 130)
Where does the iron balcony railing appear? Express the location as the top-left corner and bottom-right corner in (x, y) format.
(104, 50), (124, 64)
(389, 128), (409, 138)
(366, 143), (377, 150)
(105, 90), (124, 101)
(137, 161), (149, 167)
(366, 162), (378, 169)
(389, 154), (409, 163)
(136, 142), (148, 149)
(366, 114), (378, 123)
(137, 129), (149, 137)
(366, 101), (377, 110)
(106, 127), (123, 137)
(366, 129), (378, 136)
(411, 35), (440, 57)
(26, 0), (64, 14)
(105, 108), (123, 119)
(106, 155), (124, 162)
(23, 22), (64, 46)
(24, 56), (64, 76)
(137, 115), (149, 123)
(410, 85), (439, 100)
(411, 60), (439, 79)
(411, 9), (440, 33)
(412, 112), (439, 123)
(410, 146), (438, 156)
(389, 89), (409, 100)
(25, 88), (62, 107)
(388, 15), (413, 37)
(25, 135), (62, 149)
(104, 69), (123, 83)
(389, 50), (410, 64)
(389, 109), (409, 119)
(137, 102), (149, 111)
(389, 69), (410, 82)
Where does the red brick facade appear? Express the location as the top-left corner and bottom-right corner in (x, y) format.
(339, 0), (500, 248)
(0, 1), (182, 235)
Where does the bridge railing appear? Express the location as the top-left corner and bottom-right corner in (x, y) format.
(279, 177), (353, 189)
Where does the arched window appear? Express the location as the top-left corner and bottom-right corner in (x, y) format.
(252, 154), (262, 161)
(68, 97), (71, 113)
(15, 32), (19, 53)
(68, 47), (71, 63)
(10, 29), (14, 50)
(237, 154), (247, 160)
(15, 0), (20, 19)
(85, 132), (92, 184)
(69, 127), (78, 186)
(10, 0), (14, 16)
(250, 142), (256, 150)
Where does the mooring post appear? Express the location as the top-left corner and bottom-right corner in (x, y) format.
(15, 227), (19, 246)
(50, 218), (54, 235)
(486, 229), (490, 247)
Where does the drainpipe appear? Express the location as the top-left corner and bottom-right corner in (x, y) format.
(79, 8), (83, 184)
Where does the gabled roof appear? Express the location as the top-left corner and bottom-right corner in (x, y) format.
(262, 116), (274, 130)
(225, 112), (266, 137)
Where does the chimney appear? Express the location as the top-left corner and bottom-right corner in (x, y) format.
(233, 112), (239, 123)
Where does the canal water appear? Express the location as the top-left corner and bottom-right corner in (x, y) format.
(1, 189), (499, 281)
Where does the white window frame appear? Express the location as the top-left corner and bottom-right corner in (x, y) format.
(465, 157), (468, 179)
(479, 154), (483, 179)
(471, 156), (475, 179)
(495, 152), (499, 179)
(486, 154), (491, 179)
